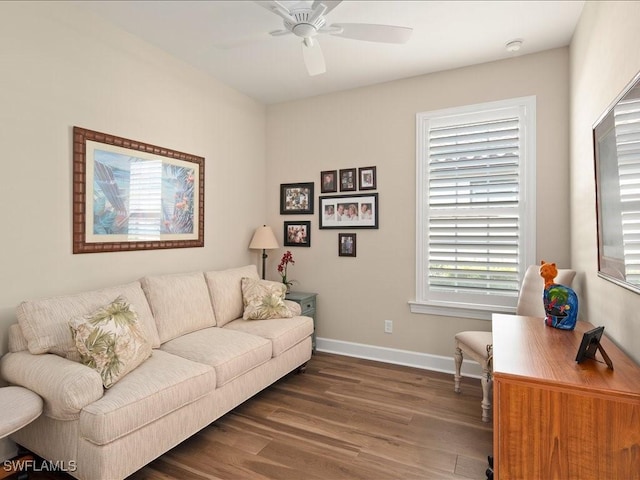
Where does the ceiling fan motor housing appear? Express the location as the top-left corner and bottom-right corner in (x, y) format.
(284, 5), (327, 38)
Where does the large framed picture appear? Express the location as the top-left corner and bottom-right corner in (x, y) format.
(319, 193), (378, 229)
(280, 182), (314, 214)
(72, 126), (204, 254)
(284, 221), (311, 247)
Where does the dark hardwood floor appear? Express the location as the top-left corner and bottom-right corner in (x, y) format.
(23, 352), (493, 480)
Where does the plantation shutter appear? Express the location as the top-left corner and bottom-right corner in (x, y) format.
(413, 97), (538, 322)
(427, 115), (521, 296)
(414, 98), (535, 318)
(615, 97), (640, 283)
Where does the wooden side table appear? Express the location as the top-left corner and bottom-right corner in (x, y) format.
(0, 386), (43, 479)
(285, 291), (317, 352)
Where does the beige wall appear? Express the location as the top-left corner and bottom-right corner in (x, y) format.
(570, 1), (640, 364)
(0, 3), (267, 357)
(266, 47), (571, 359)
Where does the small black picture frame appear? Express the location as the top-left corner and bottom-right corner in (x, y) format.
(321, 170), (337, 193)
(575, 326), (613, 369)
(339, 168), (357, 192)
(358, 166), (377, 190)
(283, 221), (311, 247)
(280, 182), (314, 215)
(338, 233), (356, 257)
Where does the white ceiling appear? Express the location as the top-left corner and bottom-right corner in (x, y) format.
(76, 0), (585, 105)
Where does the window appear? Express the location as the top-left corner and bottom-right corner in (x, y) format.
(412, 97), (536, 320)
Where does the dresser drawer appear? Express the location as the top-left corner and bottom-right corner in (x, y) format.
(300, 298), (316, 313)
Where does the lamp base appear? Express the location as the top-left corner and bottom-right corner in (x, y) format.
(261, 249), (267, 280)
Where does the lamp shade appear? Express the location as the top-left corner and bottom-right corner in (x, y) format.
(249, 225), (279, 250)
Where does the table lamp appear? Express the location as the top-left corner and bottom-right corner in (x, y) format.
(249, 225), (279, 279)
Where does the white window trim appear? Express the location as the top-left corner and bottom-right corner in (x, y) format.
(410, 96), (537, 320)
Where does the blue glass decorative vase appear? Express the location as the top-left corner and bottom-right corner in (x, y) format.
(543, 284), (578, 330)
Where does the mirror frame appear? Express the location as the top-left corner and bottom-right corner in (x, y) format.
(593, 70), (640, 293)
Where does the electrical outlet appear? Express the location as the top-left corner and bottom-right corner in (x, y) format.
(384, 320), (393, 333)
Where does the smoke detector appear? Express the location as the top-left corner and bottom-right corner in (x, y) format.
(506, 40), (523, 52)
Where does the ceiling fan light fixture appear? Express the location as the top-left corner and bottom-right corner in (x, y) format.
(293, 23), (318, 38)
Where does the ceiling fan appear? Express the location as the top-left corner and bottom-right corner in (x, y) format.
(256, 1), (413, 76)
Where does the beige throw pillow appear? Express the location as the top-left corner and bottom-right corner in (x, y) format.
(241, 278), (293, 320)
(69, 296), (152, 388)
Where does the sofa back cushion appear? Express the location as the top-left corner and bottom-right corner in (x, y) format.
(204, 265), (259, 327)
(141, 272), (216, 343)
(17, 282), (160, 359)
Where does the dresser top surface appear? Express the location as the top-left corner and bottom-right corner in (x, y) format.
(492, 314), (640, 396)
(285, 291), (317, 301)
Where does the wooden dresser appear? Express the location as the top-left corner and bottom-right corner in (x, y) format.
(492, 314), (640, 480)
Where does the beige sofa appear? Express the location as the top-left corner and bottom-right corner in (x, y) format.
(0, 265), (313, 480)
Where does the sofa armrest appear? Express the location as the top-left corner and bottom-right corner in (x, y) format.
(0, 351), (103, 420)
(284, 300), (302, 316)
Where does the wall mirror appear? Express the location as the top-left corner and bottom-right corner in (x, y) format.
(593, 70), (640, 293)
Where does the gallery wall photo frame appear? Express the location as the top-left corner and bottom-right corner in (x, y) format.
(284, 221), (311, 247)
(358, 166), (377, 190)
(321, 170), (338, 193)
(72, 126), (205, 254)
(319, 193), (378, 229)
(338, 233), (357, 257)
(280, 182), (314, 214)
(339, 168), (357, 192)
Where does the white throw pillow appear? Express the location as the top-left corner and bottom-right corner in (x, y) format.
(69, 296), (152, 388)
(241, 278), (293, 320)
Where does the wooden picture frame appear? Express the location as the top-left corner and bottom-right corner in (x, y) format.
(72, 126), (204, 254)
(319, 193), (378, 229)
(358, 166), (377, 190)
(280, 182), (314, 214)
(338, 233), (356, 257)
(339, 168), (357, 192)
(321, 170), (338, 193)
(284, 221), (311, 247)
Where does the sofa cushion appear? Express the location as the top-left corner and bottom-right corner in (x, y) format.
(141, 272), (216, 343)
(17, 282), (160, 359)
(79, 349), (216, 445)
(224, 316), (313, 357)
(69, 296), (152, 388)
(160, 327), (271, 387)
(241, 278), (293, 320)
(204, 265), (259, 327)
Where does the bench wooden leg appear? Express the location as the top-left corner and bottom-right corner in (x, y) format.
(454, 347), (463, 393)
(480, 366), (493, 423)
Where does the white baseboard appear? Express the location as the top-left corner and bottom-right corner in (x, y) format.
(315, 337), (483, 378)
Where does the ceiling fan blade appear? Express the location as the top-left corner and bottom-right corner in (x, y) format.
(269, 29), (293, 37)
(330, 23), (413, 44)
(255, 1), (295, 23)
(312, 0), (342, 15)
(301, 38), (326, 76)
